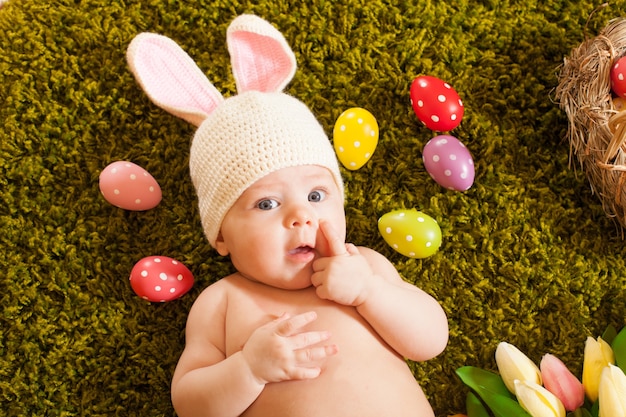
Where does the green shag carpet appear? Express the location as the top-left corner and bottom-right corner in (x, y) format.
(3, 0), (626, 415)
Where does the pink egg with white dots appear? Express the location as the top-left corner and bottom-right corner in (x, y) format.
(129, 256), (194, 302)
(423, 135), (475, 191)
(99, 161), (162, 211)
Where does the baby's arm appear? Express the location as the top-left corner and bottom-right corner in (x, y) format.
(311, 221), (448, 362)
(171, 283), (337, 417)
(354, 246), (449, 361)
(171, 285), (262, 417)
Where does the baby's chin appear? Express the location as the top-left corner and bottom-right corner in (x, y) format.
(239, 269), (315, 291)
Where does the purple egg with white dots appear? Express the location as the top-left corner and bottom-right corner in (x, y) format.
(423, 135), (474, 191)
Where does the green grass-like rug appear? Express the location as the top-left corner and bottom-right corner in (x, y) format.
(3, 0), (626, 415)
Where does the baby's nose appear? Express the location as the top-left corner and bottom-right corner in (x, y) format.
(286, 205), (317, 228)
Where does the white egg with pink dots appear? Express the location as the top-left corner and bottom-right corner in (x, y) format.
(99, 161), (162, 211)
(423, 135), (475, 191)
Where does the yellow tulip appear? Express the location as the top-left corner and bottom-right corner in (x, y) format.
(598, 364), (626, 417)
(582, 336), (615, 402)
(514, 379), (566, 417)
(495, 342), (542, 393)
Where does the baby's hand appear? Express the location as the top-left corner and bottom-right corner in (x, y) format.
(311, 221), (375, 306)
(242, 311), (337, 385)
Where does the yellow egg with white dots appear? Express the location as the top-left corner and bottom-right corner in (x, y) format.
(378, 209), (442, 258)
(333, 107), (379, 170)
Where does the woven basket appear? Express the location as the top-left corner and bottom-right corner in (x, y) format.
(557, 17), (626, 229)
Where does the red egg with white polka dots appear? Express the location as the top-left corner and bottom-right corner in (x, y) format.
(129, 256), (194, 302)
(99, 161), (162, 211)
(611, 56), (626, 98)
(423, 135), (474, 191)
(410, 75), (464, 131)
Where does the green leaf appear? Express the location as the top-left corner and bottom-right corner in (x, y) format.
(456, 366), (531, 417)
(581, 409), (594, 417)
(456, 366), (514, 399)
(602, 324), (618, 345)
(611, 326), (626, 373)
(478, 388), (532, 417)
(466, 391), (490, 417)
(568, 408), (593, 417)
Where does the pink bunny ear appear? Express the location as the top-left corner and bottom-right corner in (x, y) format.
(227, 15), (297, 93)
(127, 33), (224, 127)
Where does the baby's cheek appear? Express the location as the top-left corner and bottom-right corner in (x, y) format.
(314, 231), (331, 257)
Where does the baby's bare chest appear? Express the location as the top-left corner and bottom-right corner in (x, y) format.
(217, 279), (430, 417)
(222, 284), (374, 356)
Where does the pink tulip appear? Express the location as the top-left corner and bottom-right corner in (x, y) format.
(540, 354), (585, 411)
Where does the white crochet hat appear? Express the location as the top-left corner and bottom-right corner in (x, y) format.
(127, 15), (343, 247)
(190, 91), (343, 246)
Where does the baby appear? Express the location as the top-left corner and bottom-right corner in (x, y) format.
(127, 14), (448, 417)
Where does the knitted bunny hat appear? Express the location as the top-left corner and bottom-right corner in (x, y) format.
(126, 15), (344, 248)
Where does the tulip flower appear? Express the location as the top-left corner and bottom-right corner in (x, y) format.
(598, 364), (626, 417)
(540, 354), (585, 411)
(582, 336), (615, 402)
(514, 379), (566, 417)
(495, 342), (542, 393)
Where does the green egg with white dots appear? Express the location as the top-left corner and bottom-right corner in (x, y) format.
(378, 209), (442, 258)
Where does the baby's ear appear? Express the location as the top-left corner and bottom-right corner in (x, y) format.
(214, 231), (230, 256)
(227, 14), (297, 93)
(127, 33), (224, 127)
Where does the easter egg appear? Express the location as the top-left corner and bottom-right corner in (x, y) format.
(333, 107), (379, 170)
(611, 56), (626, 97)
(99, 161), (162, 210)
(423, 135), (475, 191)
(410, 75), (464, 131)
(614, 96), (626, 112)
(378, 209), (442, 258)
(129, 256), (194, 302)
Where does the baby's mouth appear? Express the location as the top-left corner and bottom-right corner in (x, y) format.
(287, 245), (318, 264)
(289, 245), (315, 255)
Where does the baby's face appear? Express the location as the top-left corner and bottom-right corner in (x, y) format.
(215, 165), (346, 290)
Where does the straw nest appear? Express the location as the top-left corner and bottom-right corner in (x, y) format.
(556, 17), (626, 230)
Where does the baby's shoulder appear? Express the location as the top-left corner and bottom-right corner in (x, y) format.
(186, 274), (239, 314)
(356, 245), (394, 267)
(355, 245), (384, 259)
(356, 246), (404, 283)
(191, 273), (255, 305)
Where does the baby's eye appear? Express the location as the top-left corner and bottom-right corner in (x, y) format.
(257, 199), (279, 210)
(308, 190), (326, 203)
